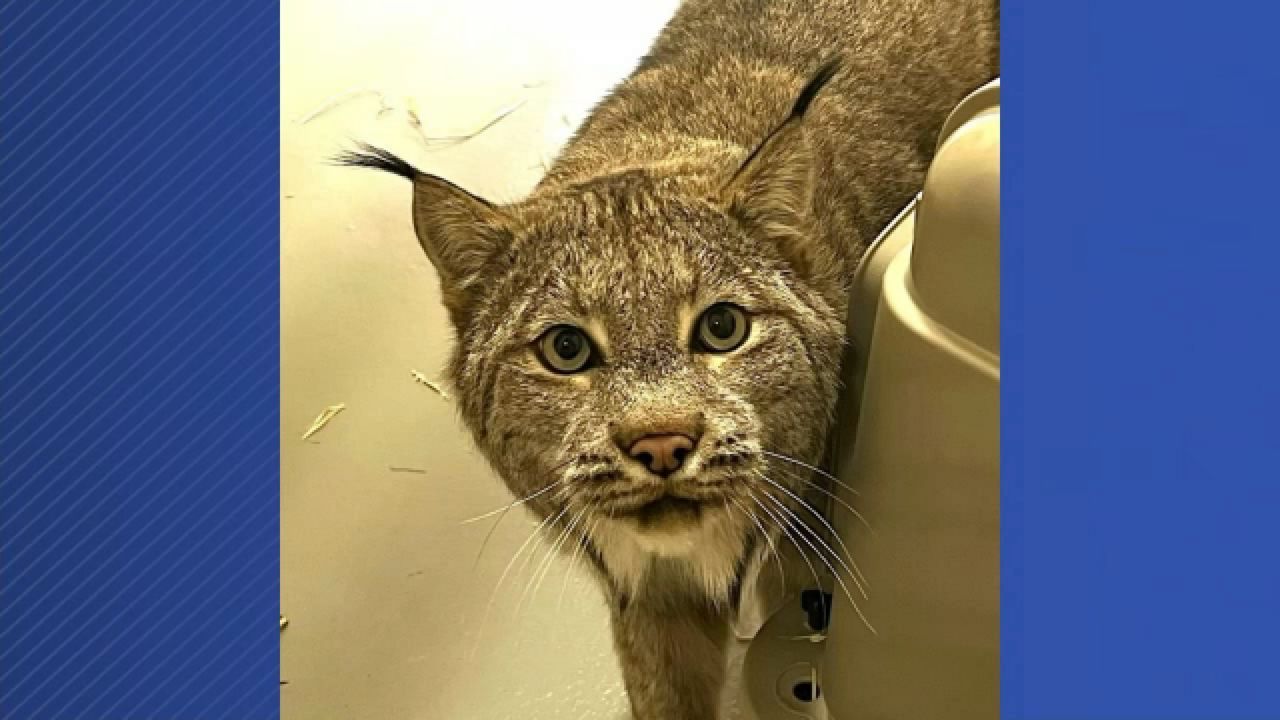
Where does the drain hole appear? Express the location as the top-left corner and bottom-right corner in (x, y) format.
(792, 680), (821, 702)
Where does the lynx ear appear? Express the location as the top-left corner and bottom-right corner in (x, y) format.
(334, 144), (509, 325)
(719, 60), (840, 279)
(409, 173), (509, 316)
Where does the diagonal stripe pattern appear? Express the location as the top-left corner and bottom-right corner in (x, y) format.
(0, 0), (280, 718)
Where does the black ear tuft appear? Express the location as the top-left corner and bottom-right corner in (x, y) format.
(721, 58), (841, 195)
(330, 141), (506, 327)
(789, 57), (842, 120)
(330, 142), (419, 181)
(717, 58), (843, 283)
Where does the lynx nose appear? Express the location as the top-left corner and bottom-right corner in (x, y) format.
(627, 434), (696, 477)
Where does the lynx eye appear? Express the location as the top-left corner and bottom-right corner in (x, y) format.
(537, 325), (595, 374)
(694, 303), (749, 353)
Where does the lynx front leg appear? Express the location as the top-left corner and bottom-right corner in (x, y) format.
(610, 596), (730, 720)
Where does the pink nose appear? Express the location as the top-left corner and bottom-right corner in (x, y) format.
(628, 434), (696, 477)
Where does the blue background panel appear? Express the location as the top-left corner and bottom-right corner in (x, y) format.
(1004, 1), (1280, 718)
(0, 0), (280, 718)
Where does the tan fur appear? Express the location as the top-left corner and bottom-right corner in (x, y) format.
(350, 0), (997, 716)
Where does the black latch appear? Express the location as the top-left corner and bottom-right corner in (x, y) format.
(800, 588), (834, 632)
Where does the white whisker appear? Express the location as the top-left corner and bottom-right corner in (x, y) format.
(460, 479), (563, 525)
(745, 487), (827, 621)
(514, 509), (573, 616)
(558, 511), (599, 611)
(772, 463), (875, 535)
(729, 495), (785, 590)
(761, 449), (860, 496)
(755, 486), (876, 635)
(521, 505), (589, 614)
(754, 470), (869, 591)
(469, 505), (567, 662)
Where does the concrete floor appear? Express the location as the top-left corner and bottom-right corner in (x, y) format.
(280, 1), (686, 718)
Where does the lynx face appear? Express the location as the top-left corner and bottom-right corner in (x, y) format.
(429, 168), (844, 598)
(338, 66), (846, 598)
